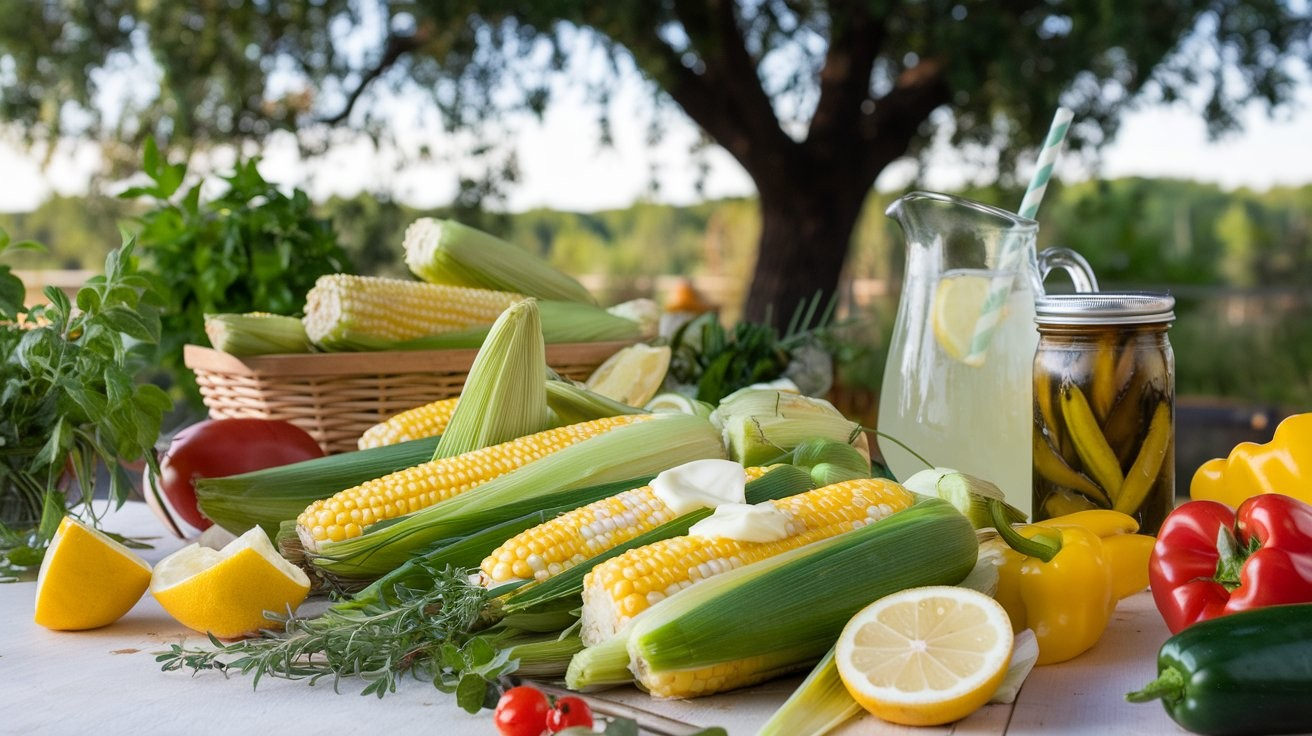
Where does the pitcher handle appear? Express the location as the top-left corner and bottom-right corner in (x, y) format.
(1037, 246), (1099, 294)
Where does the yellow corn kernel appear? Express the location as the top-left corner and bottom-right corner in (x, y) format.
(302, 273), (524, 348)
(579, 478), (914, 645)
(358, 398), (460, 450)
(298, 414), (645, 544)
(481, 466), (769, 585)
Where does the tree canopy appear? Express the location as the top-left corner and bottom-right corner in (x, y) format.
(1, 1), (1308, 322)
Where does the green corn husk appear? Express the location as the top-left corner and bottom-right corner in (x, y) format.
(566, 496), (977, 693)
(786, 438), (871, 486)
(712, 388), (865, 467)
(503, 633), (587, 678)
(404, 217), (595, 304)
(498, 464), (817, 615)
(389, 300), (642, 350)
(433, 299), (548, 459)
(307, 413), (727, 578)
(758, 646), (860, 736)
(902, 468), (1029, 527)
(544, 379), (649, 426)
(195, 435), (442, 537)
(204, 312), (312, 355)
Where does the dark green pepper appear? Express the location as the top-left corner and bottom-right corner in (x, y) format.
(1126, 603), (1312, 735)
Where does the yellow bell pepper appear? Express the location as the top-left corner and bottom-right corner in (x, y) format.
(1190, 413), (1312, 507)
(986, 504), (1155, 666)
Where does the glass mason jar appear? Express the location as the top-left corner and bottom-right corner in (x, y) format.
(1032, 293), (1175, 534)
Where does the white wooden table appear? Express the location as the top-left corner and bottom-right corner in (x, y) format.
(1, 502), (1188, 736)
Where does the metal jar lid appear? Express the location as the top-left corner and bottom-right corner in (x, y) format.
(1034, 292), (1175, 326)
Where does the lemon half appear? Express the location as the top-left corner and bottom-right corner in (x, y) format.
(836, 585), (1014, 727)
(150, 526), (311, 640)
(585, 344), (672, 407)
(34, 516), (153, 630)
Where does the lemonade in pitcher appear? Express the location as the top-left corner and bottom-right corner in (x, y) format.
(876, 192), (1096, 517)
(879, 268), (1039, 512)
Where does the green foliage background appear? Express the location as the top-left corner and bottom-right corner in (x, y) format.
(2, 178), (1309, 408)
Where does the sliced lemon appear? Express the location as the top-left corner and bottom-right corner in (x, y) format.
(150, 526), (311, 640)
(836, 585), (1014, 727)
(585, 343), (672, 407)
(34, 516), (153, 631)
(931, 273), (993, 364)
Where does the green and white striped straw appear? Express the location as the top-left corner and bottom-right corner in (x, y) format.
(963, 107), (1074, 365)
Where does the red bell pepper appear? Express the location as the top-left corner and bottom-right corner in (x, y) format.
(1149, 493), (1312, 633)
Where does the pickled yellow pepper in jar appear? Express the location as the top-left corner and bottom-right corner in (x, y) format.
(1032, 293), (1175, 534)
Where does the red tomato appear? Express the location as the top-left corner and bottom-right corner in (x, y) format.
(546, 696), (594, 732)
(493, 686), (551, 736)
(157, 418), (324, 530)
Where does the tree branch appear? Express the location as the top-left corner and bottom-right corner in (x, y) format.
(858, 56), (952, 177)
(807, 1), (886, 145)
(318, 27), (431, 126)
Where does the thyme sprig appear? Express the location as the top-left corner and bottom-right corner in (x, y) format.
(156, 565), (514, 705)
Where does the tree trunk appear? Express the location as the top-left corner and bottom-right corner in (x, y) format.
(743, 180), (869, 327)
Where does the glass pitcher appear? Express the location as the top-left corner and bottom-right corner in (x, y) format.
(877, 191), (1096, 517)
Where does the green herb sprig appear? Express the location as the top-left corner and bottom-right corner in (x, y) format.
(0, 229), (171, 579)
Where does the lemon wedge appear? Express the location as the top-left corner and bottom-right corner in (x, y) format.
(931, 273), (993, 364)
(150, 526), (311, 640)
(34, 516), (152, 631)
(836, 585), (1014, 727)
(585, 344), (672, 407)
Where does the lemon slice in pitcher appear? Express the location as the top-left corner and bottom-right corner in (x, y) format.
(931, 273), (993, 363)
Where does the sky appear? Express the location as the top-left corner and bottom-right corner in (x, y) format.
(1, 71), (1310, 215)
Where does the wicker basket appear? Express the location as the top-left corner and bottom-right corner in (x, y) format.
(184, 341), (632, 455)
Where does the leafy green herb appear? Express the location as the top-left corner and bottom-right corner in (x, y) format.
(0, 229), (171, 580)
(666, 292), (839, 403)
(124, 137), (352, 400)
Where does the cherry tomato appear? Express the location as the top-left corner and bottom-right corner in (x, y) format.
(156, 418), (324, 530)
(493, 685), (551, 736)
(546, 696), (594, 732)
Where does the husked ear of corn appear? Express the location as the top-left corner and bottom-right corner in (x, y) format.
(358, 398), (459, 450)
(480, 466), (772, 586)
(711, 388), (870, 466)
(388, 300), (644, 350)
(297, 414), (646, 549)
(578, 477), (915, 646)
(309, 412), (728, 578)
(301, 273), (524, 350)
(196, 435), (443, 537)
(404, 217), (595, 304)
(204, 312), (311, 355)
(496, 464), (818, 616)
(566, 496), (978, 697)
(432, 298), (549, 459)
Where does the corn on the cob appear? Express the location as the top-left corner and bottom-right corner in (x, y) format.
(403, 217), (595, 304)
(432, 298), (548, 459)
(297, 414), (647, 548)
(301, 273), (524, 350)
(196, 435), (443, 537)
(309, 412), (727, 578)
(497, 464), (818, 616)
(481, 466), (771, 586)
(358, 398), (459, 449)
(565, 496), (978, 697)
(204, 312), (311, 355)
(578, 477), (915, 646)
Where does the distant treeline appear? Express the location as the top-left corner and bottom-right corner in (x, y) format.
(3, 178), (1310, 405)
